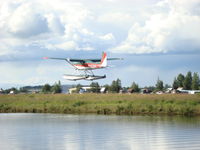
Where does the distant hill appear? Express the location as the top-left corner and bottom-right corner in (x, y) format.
(21, 84), (74, 93)
(1, 84), (92, 94)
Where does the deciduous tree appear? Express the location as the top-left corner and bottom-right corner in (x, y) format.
(90, 82), (100, 93)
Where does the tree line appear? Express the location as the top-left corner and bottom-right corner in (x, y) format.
(143, 71), (199, 91)
(1, 71), (199, 94)
(41, 81), (62, 94)
(172, 72), (200, 90)
(73, 78), (122, 93)
(75, 71), (200, 93)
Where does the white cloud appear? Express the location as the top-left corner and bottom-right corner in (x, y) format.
(110, 0), (200, 54)
(6, 2), (48, 38)
(45, 14), (65, 35)
(0, 45), (12, 56)
(1, 0), (199, 55)
(54, 41), (77, 51)
(0, 0), (119, 55)
(98, 12), (134, 29)
(99, 33), (115, 41)
(3, 0), (199, 56)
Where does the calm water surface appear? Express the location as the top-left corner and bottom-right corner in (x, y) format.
(0, 113), (200, 150)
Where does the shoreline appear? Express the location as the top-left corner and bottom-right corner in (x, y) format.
(0, 93), (200, 116)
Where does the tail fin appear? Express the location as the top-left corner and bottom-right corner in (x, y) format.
(100, 52), (107, 67)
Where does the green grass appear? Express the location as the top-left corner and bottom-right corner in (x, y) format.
(0, 93), (200, 116)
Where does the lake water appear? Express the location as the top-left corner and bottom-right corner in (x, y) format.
(0, 114), (200, 150)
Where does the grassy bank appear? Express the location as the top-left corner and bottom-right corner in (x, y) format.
(0, 94), (200, 116)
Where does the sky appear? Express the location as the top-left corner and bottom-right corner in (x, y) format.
(0, 0), (200, 88)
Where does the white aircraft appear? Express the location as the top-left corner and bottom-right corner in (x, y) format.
(44, 52), (122, 81)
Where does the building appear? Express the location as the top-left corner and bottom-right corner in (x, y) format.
(68, 86), (107, 94)
(100, 87), (106, 93)
(140, 88), (152, 94)
(68, 88), (77, 94)
(156, 91), (164, 94)
(176, 87), (200, 94)
(9, 90), (15, 94)
(79, 86), (92, 94)
(165, 88), (173, 93)
(68, 86), (92, 94)
(188, 90), (200, 94)
(0, 88), (3, 94)
(27, 88), (41, 93)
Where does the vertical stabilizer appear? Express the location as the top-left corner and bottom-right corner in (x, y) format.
(100, 52), (107, 67)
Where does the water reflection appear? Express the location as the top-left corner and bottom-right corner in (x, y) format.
(0, 114), (200, 150)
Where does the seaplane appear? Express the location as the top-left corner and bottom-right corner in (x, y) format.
(43, 52), (122, 81)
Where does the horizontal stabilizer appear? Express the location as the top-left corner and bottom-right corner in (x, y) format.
(107, 58), (123, 60)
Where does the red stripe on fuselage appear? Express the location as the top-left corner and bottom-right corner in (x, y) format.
(74, 63), (102, 68)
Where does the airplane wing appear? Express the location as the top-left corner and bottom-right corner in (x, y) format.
(77, 58), (123, 62)
(43, 57), (67, 60)
(43, 57), (85, 63)
(43, 57), (83, 69)
(44, 57), (86, 62)
(43, 57), (123, 62)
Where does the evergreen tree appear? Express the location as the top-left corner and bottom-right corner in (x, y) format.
(90, 82), (100, 93)
(173, 77), (179, 89)
(42, 84), (51, 93)
(156, 78), (164, 91)
(131, 82), (140, 92)
(116, 78), (122, 91)
(183, 71), (192, 90)
(177, 73), (185, 87)
(109, 78), (121, 93)
(51, 81), (62, 93)
(192, 72), (200, 90)
(58, 80), (61, 86)
(109, 80), (116, 93)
